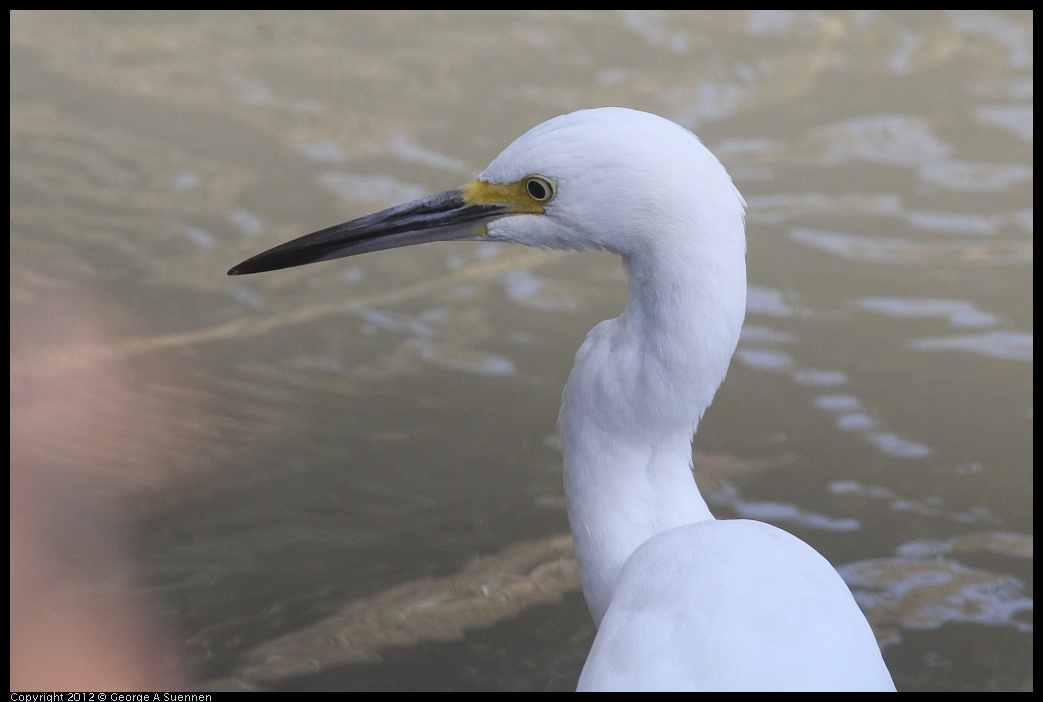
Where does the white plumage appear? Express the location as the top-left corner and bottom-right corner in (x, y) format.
(230, 107), (896, 691)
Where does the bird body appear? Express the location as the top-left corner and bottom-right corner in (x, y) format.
(579, 519), (894, 691)
(230, 107), (895, 691)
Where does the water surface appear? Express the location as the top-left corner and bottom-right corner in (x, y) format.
(10, 10), (1032, 691)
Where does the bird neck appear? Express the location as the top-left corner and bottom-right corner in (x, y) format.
(560, 241), (746, 627)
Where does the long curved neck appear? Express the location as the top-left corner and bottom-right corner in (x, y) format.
(560, 239), (745, 627)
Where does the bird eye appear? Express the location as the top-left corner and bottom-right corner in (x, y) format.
(524, 175), (556, 203)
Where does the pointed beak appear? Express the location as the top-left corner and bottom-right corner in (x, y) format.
(228, 180), (540, 276)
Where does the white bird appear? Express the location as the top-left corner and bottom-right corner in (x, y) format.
(229, 107), (896, 691)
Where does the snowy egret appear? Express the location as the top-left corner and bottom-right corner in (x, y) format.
(229, 108), (895, 691)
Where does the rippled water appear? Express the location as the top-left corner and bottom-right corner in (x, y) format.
(11, 11), (1032, 691)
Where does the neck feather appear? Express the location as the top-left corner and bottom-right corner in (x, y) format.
(560, 240), (745, 626)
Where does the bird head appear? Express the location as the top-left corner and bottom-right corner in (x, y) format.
(228, 107), (744, 277)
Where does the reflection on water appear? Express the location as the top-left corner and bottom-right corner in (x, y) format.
(910, 331), (1033, 362)
(228, 535), (578, 684)
(842, 549), (1033, 644)
(789, 228), (1032, 265)
(11, 10), (1032, 692)
(856, 297), (999, 328)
